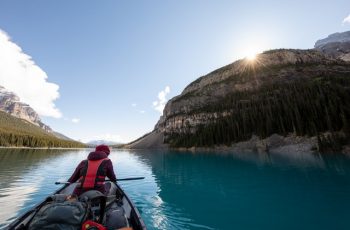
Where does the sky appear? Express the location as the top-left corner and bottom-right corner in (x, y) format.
(0, 1), (349, 143)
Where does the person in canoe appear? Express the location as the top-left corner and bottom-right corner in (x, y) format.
(68, 144), (117, 196)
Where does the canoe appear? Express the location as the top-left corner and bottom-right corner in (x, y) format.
(7, 182), (147, 230)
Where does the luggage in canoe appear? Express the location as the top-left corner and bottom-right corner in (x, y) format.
(7, 182), (146, 230)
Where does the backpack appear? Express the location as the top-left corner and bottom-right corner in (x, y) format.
(28, 194), (89, 230)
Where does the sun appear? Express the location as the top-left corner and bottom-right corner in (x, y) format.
(245, 49), (259, 61)
(246, 53), (257, 61)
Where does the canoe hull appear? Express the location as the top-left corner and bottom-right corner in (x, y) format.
(7, 182), (146, 230)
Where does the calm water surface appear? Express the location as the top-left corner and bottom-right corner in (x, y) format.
(1, 148), (350, 229)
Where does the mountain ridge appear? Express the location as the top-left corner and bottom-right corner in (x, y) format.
(0, 86), (52, 132)
(0, 85), (74, 141)
(0, 110), (85, 147)
(126, 31), (350, 153)
(314, 31), (350, 62)
(0, 85), (84, 147)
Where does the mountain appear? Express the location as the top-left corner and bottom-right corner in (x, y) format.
(0, 85), (84, 147)
(52, 131), (74, 141)
(0, 85), (72, 140)
(86, 140), (122, 146)
(127, 35), (350, 153)
(0, 110), (85, 147)
(315, 31), (350, 62)
(0, 86), (52, 132)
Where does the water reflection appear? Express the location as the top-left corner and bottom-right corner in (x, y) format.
(132, 150), (350, 230)
(218, 150), (326, 169)
(0, 149), (171, 229)
(110, 151), (176, 229)
(1, 149), (350, 230)
(0, 149), (87, 228)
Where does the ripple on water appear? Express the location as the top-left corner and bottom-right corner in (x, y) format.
(0, 183), (39, 224)
(2, 149), (350, 230)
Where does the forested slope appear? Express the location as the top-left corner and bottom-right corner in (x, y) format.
(0, 111), (85, 147)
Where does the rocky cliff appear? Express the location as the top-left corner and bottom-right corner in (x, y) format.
(159, 49), (335, 123)
(0, 85), (83, 147)
(128, 33), (350, 153)
(0, 109), (85, 147)
(315, 31), (350, 62)
(0, 85), (53, 132)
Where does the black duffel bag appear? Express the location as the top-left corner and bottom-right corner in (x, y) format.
(28, 194), (89, 230)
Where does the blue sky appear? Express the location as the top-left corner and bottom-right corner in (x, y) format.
(0, 1), (349, 143)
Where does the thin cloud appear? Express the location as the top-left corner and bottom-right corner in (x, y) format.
(131, 103), (137, 107)
(343, 14), (350, 25)
(71, 118), (80, 123)
(0, 29), (61, 118)
(153, 86), (170, 114)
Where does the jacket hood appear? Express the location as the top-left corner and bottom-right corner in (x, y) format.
(88, 151), (108, 161)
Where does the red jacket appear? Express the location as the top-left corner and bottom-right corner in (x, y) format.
(68, 151), (116, 195)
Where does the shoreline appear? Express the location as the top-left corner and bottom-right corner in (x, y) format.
(0, 146), (92, 150)
(124, 132), (350, 155)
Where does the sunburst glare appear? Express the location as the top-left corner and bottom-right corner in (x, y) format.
(245, 49), (261, 61)
(246, 52), (257, 60)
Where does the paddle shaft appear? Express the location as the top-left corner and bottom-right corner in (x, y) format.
(111, 177), (145, 181)
(55, 177), (145, 185)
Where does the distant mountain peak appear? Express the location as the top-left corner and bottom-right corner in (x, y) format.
(0, 85), (79, 140)
(0, 86), (20, 102)
(315, 31), (350, 48)
(315, 31), (350, 62)
(86, 140), (121, 146)
(0, 85), (53, 131)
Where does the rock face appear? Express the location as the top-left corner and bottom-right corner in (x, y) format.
(0, 85), (53, 132)
(160, 49), (335, 123)
(157, 49), (347, 135)
(315, 31), (350, 47)
(130, 32), (350, 152)
(315, 31), (350, 62)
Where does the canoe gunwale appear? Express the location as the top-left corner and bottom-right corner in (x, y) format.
(7, 182), (146, 230)
(117, 183), (147, 230)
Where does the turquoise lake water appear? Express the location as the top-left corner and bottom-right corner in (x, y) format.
(1, 148), (350, 229)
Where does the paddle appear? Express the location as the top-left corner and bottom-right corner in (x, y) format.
(55, 177), (145, 185)
(114, 177), (145, 181)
